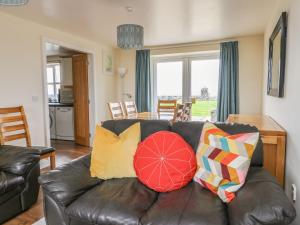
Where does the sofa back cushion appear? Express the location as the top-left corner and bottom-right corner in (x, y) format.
(171, 122), (263, 167)
(101, 120), (263, 167)
(101, 120), (171, 141)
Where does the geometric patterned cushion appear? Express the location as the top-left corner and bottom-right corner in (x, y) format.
(193, 122), (259, 203)
(134, 131), (197, 192)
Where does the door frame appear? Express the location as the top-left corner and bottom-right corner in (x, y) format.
(152, 51), (219, 111)
(41, 37), (96, 147)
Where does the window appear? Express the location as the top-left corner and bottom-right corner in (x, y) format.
(153, 52), (219, 121)
(156, 60), (183, 103)
(47, 63), (61, 102)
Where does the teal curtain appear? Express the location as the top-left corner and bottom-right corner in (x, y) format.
(135, 49), (152, 112)
(217, 41), (239, 122)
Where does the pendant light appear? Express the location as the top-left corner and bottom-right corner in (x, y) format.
(117, 6), (144, 49)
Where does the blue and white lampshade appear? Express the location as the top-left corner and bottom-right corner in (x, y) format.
(117, 24), (144, 49)
(0, 0), (28, 5)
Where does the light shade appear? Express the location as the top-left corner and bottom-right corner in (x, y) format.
(117, 24), (144, 49)
(118, 67), (127, 78)
(0, 0), (28, 5)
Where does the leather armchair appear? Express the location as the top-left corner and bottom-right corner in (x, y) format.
(0, 145), (40, 223)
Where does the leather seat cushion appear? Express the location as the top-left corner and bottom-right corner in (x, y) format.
(0, 146), (40, 175)
(0, 171), (24, 195)
(227, 167), (296, 225)
(141, 182), (227, 225)
(66, 178), (157, 225)
(28, 146), (55, 155)
(66, 178), (228, 225)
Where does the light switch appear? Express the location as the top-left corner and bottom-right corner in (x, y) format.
(32, 96), (39, 102)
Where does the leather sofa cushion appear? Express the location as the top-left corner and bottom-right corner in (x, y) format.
(39, 155), (101, 206)
(102, 120), (170, 141)
(0, 145), (40, 175)
(171, 122), (263, 166)
(227, 167), (296, 225)
(141, 182), (227, 225)
(66, 178), (157, 225)
(102, 120), (262, 166)
(66, 178), (228, 225)
(0, 171), (24, 195)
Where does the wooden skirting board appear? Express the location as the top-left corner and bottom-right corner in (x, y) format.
(227, 114), (286, 187)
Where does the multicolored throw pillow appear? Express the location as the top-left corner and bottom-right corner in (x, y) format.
(193, 122), (259, 203)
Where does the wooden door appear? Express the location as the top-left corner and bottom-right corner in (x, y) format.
(72, 54), (90, 146)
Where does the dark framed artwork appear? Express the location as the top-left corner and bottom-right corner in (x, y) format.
(267, 12), (288, 97)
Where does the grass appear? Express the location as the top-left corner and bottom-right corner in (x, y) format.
(192, 100), (217, 117)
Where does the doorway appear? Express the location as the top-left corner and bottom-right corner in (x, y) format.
(43, 41), (94, 147)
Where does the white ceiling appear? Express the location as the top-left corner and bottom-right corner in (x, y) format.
(0, 0), (278, 47)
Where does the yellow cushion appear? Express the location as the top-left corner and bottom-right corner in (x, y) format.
(90, 123), (141, 179)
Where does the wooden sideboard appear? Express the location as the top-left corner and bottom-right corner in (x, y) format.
(227, 114), (286, 187)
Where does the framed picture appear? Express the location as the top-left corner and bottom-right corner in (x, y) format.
(267, 12), (287, 97)
(102, 50), (113, 75)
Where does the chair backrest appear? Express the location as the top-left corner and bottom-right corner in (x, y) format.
(124, 101), (138, 116)
(172, 104), (184, 123)
(0, 106), (31, 146)
(108, 102), (125, 119)
(182, 102), (193, 121)
(157, 100), (177, 115)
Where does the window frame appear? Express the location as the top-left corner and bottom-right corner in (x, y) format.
(47, 62), (62, 102)
(152, 52), (220, 112)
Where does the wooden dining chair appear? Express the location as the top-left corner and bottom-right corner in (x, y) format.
(182, 102), (193, 121)
(0, 106), (56, 169)
(172, 104), (184, 123)
(108, 102), (125, 119)
(157, 100), (177, 116)
(123, 101), (138, 117)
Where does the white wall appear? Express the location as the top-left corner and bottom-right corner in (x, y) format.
(262, 0), (299, 223)
(116, 35), (264, 114)
(238, 36), (264, 114)
(0, 12), (117, 146)
(115, 49), (136, 101)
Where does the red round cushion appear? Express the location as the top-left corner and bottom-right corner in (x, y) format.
(134, 131), (196, 192)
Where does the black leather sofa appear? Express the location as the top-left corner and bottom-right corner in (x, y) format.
(0, 145), (40, 223)
(39, 120), (296, 225)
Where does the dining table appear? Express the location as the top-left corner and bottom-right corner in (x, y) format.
(117, 112), (174, 121)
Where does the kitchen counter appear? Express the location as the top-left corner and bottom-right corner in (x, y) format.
(49, 103), (73, 107)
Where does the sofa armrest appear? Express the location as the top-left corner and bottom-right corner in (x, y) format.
(39, 154), (102, 207)
(227, 167), (296, 225)
(0, 145), (40, 176)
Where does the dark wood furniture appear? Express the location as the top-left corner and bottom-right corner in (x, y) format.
(157, 100), (177, 115)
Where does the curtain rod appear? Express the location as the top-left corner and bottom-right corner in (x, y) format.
(145, 39), (238, 51)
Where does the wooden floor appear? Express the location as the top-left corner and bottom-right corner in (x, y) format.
(4, 140), (91, 225)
